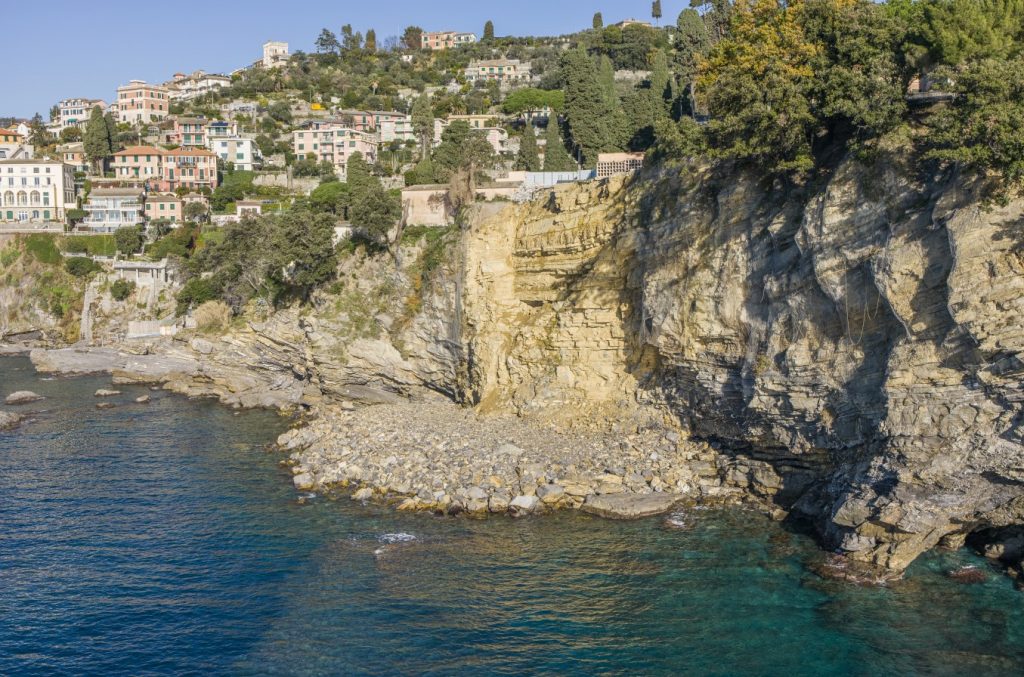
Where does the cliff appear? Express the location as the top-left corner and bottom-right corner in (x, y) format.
(457, 150), (1024, 575)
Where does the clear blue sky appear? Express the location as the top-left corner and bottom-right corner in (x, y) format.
(4, 0), (693, 119)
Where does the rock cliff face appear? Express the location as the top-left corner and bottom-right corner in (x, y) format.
(458, 155), (1024, 574)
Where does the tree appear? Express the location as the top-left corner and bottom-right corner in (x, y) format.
(84, 106), (115, 173)
(432, 121), (496, 183)
(365, 29), (377, 53)
(184, 201), (208, 224)
(543, 118), (576, 171)
(515, 125), (541, 171)
(110, 279), (135, 301)
(922, 0), (1024, 66)
(27, 113), (49, 147)
(652, 0), (663, 26)
(114, 225), (145, 256)
(59, 127), (82, 143)
(49, 104), (60, 122)
(350, 184), (401, 250)
(483, 20), (495, 41)
(270, 211), (338, 301)
(309, 180), (351, 216)
(65, 257), (100, 277)
(502, 88), (565, 115)
(341, 24), (362, 53)
(315, 28), (340, 54)
(402, 26), (424, 50)
(562, 48), (622, 166)
(411, 95), (434, 160)
(926, 56), (1024, 203)
(268, 101), (293, 124)
(593, 12), (604, 30)
(697, 0), (819, 173)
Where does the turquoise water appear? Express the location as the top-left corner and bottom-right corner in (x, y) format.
(1, 356), (1023, 676)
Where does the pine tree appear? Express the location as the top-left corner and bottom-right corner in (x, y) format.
(652, 0), (663, 26)
(365, 29), (377, 53)
(315, 28), (339, 54)
(543, 117), (576, 171)
(593, 12), (603, 30)
(483, 20), (495, 41)
(515, 124), (541, 171)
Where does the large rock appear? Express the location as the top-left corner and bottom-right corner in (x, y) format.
(5, 391), (43, 405)
(0, 411), (23, 431)
(582, 493), (683, 520)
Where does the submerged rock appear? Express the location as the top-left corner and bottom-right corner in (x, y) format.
(95, 389), (122, 397)
(135, 395), (151, 404)
(0, 411), (23, 431)
(582, 493), (683, 520)
(5, 391), (43, 405)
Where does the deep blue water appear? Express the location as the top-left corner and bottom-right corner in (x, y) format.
(2, 355), (1023, 676)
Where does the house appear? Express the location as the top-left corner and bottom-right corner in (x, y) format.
(370, 111), (414, 143)
(0, 159), (77, 223)
(464, 59), (532, 83)
(80, 187), (145, 232)
(112, 146), (219, 192)
(116, 81), (171, 124)
(236, 200), (264, 217)
(292, 123), (378, 178)
(56, 98), (106, 131)
(58, 142), (89, 172)
(206, 120), (239, 142)
(596, 152), (644, 178)
(167, 71), (231, 101)
(613, 18), (653, 29)
(170, 117), (208, 146)
(144, 193), (183, 224)
(262, 41), (289, 68)
(210, 136), (259, 170)
(421, 31), (477, 50)
(0, 130), (32, 160)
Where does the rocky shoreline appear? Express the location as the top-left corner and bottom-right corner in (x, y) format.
(278, 400), (765, 519)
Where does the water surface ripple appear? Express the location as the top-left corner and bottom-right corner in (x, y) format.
(1, 356), (1022, 675)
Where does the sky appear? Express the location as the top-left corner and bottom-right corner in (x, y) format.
(3, 0), (695, 119)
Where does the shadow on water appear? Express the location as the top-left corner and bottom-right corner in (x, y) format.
(1, 355), (1022, 676)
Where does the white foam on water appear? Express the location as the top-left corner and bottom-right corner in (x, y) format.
(378, 533), (416, 544)
(664, 512), (687, 529)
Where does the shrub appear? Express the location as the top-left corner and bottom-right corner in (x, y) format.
(176, 276), (220, 314)
(63, 237), (89, 254)
(23, 234), (61, 265)
(64, 256), (100, 277)
(110, 279), (135, 301)
(193, 300), (232, 334)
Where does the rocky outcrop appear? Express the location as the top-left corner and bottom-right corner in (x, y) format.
(0, 410), (23, 431)
(456, 152), (1024, 575)
(5, 391), (44, 405)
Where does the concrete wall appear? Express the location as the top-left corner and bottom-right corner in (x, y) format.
(252, 173), (320, 194)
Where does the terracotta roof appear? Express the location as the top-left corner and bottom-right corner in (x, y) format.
(163, 147), (216, 157)
(113, 145), (164, 156)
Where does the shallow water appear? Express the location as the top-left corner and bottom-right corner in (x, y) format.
(1, 355), (1022, 676)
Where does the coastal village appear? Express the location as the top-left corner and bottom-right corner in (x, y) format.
(1, 31), (646, 239)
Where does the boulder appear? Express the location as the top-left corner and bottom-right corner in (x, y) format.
(352, 487), (374, 501)
(135, 395), (151, 404)
(292, 473), (315, 490)
(0, 411), (23, 431)
(509, 495), (539, 514)
(95, 402), (116, 410)
(5, 391), (43, 405)
(582, 493), (683, 519)
(95, 389), (122, 397)
(536, 484), (566, 504)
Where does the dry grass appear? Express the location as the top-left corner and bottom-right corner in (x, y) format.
(194, 300), (232, 334)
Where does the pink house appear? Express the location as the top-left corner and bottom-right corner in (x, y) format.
(112, 145), (219, 192)
(116, 81), (171, 124)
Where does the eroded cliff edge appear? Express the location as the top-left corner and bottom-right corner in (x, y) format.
(461, 153), (1024, 574)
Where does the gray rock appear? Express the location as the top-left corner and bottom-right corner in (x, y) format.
(0, 411), (23, 431)
(536, 484), (565, 504)
(95, 402), (116, 410)
(135, 395), (151, 404)
(95, 389), (122, 397)
(292, 473), (315, 490)
(352, 487), (374, 501)
(5, 391), (43, 405)
(466, 485), (488, 501)
(190, 338), (215, 355)
(582, 493), (683, 519)
(509, 495), (539, 513)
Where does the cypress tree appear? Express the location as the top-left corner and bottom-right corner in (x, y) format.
(483, 20), (495, 41)
(652, 0), (663, 25)
(515, 124), (541, 171)
(593, 12), (603, 30)
(365, 29), (377, 53)
(543, 117), (576, 172)
(562, 48), (619, 167)
(84, 105), (114, 173)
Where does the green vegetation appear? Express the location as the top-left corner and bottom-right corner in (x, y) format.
(62, 235), (117, 257)
(64, 257), (101, 277)
(115, 226), (145, 255)
(23, 235), (62, 265)
(110, 279), (135, 301)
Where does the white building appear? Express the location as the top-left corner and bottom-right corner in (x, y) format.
(0, 159), (76, 224)
(57, 98), (106, 131)
(81, 187), (145, 232)
(206, 120), (239, 142)
(209, 136), (259, 171)
(262, 41), (289, 68)
(464, 59), (532, 84)
(0, 129), (32, 161)
(167, 71), (232, 101)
